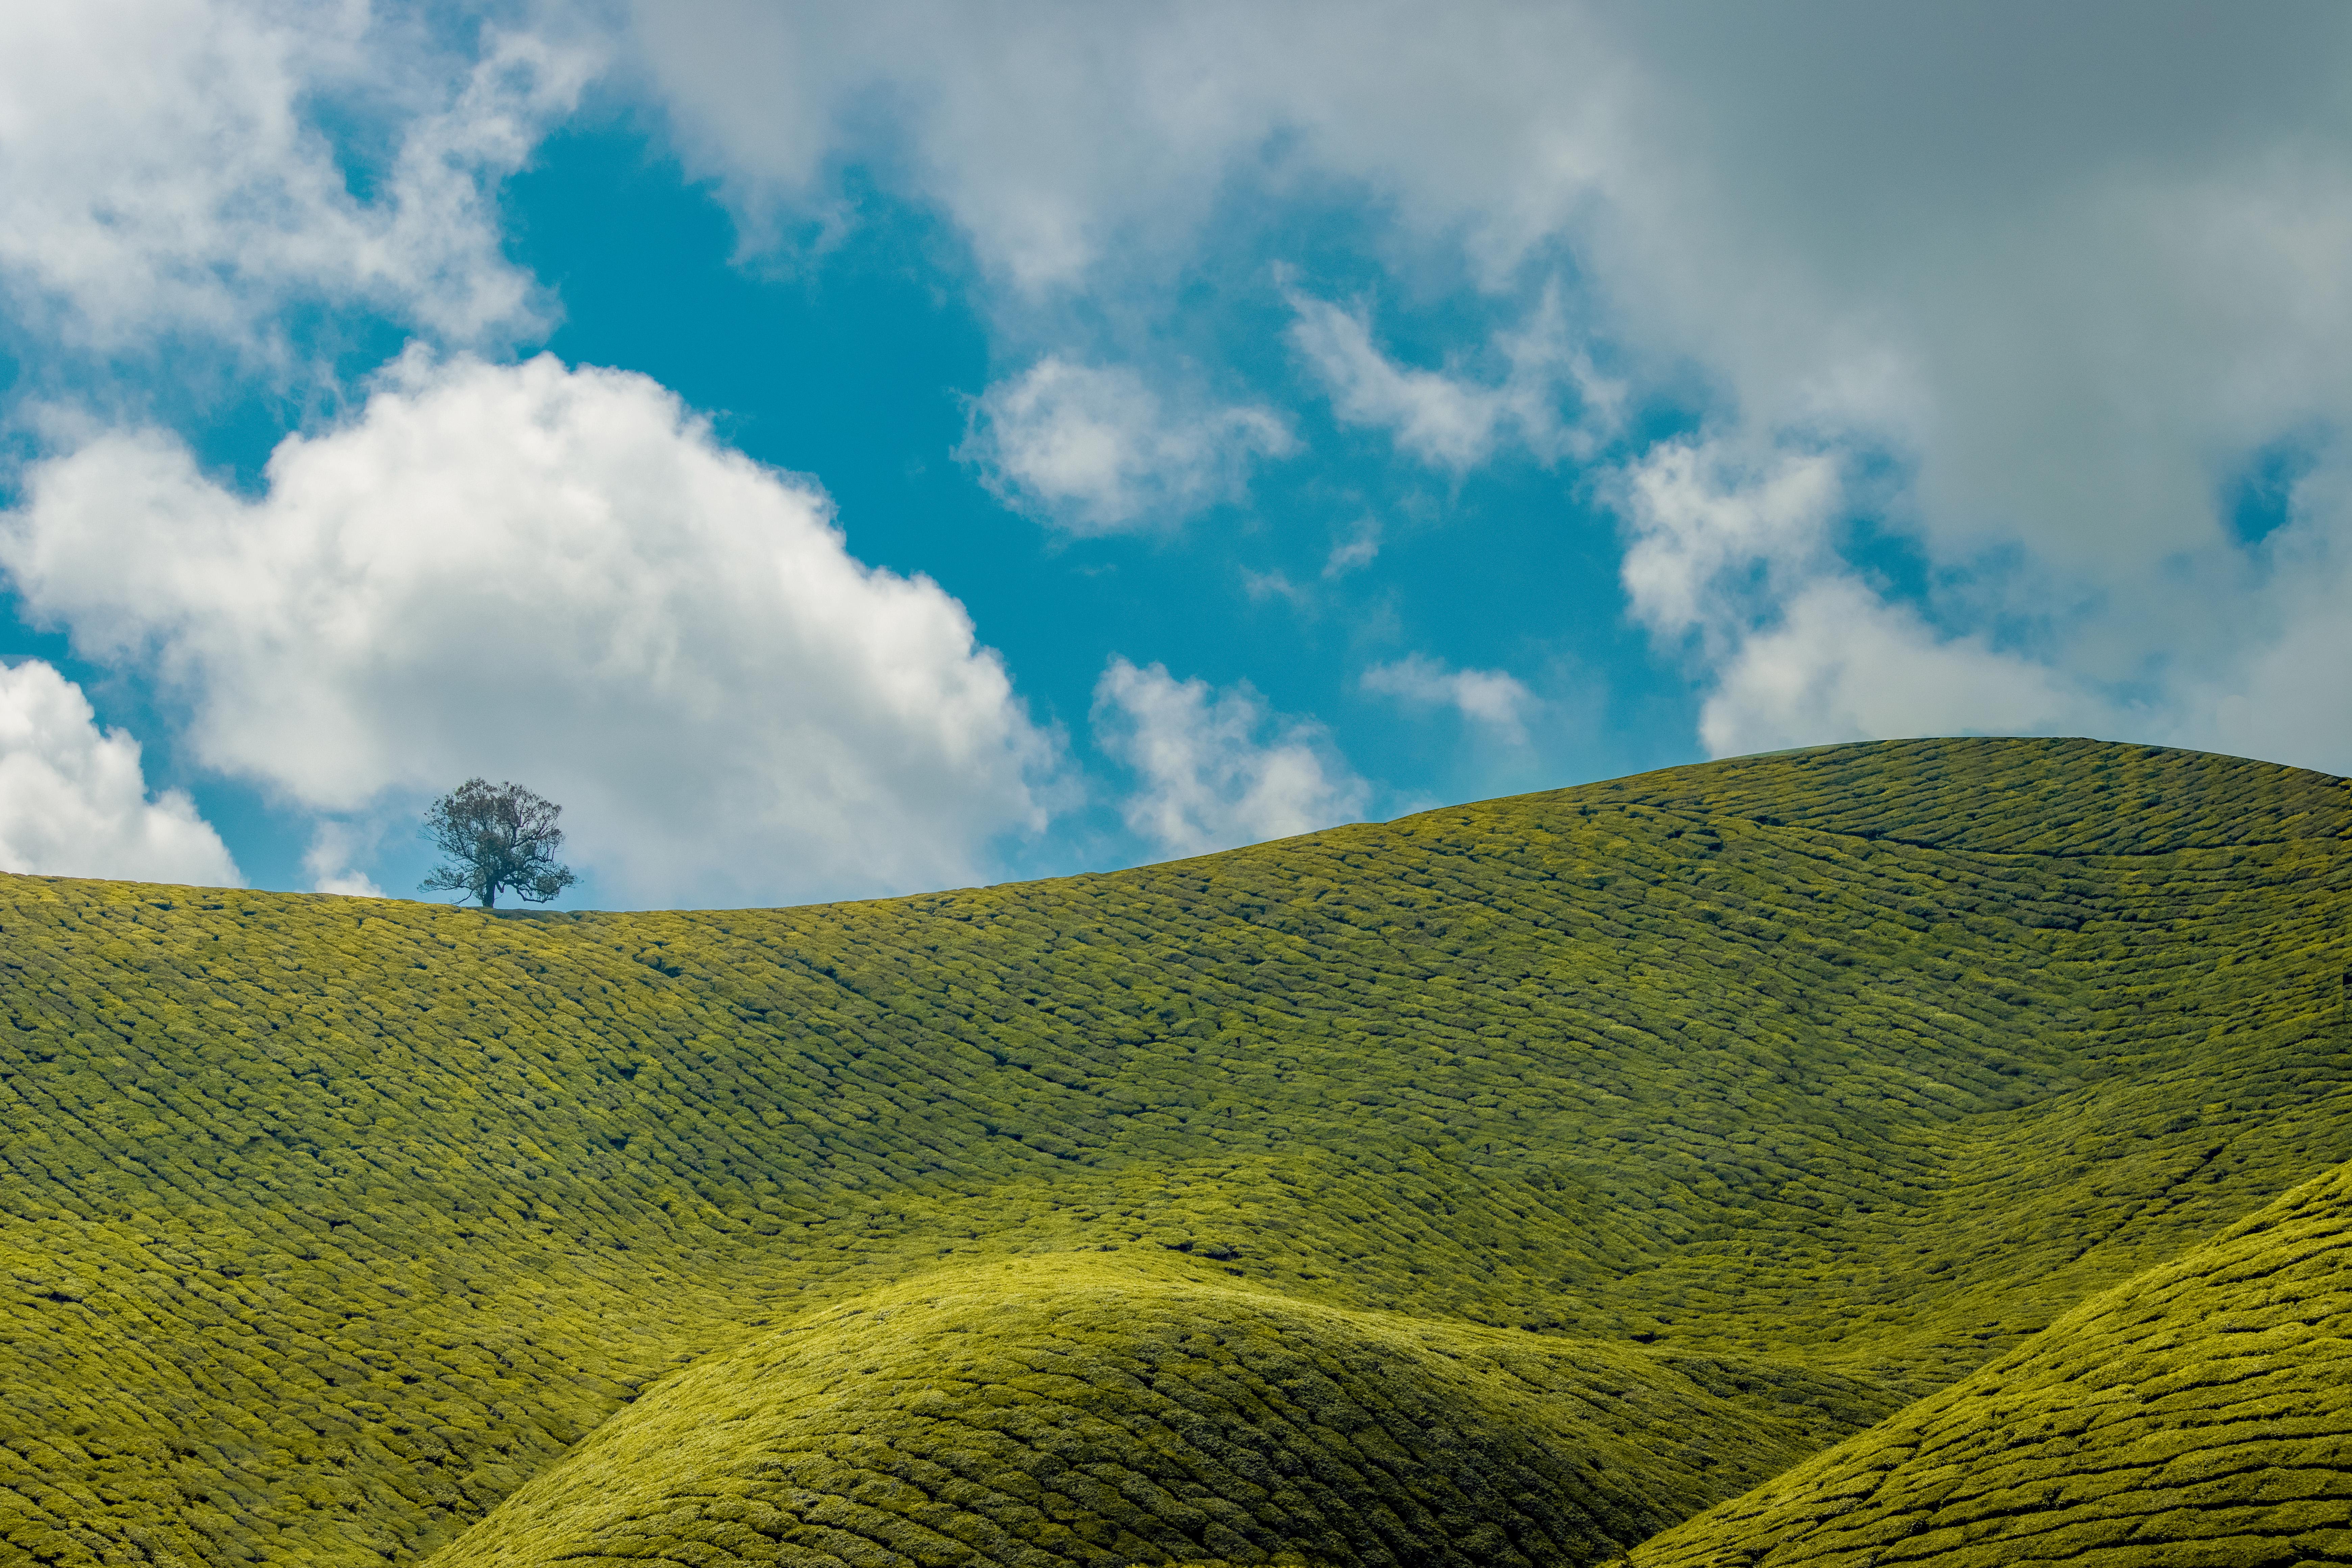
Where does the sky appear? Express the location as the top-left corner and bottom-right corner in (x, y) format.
(1, 0), (2348, 910)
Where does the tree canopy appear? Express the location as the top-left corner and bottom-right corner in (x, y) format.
(419, 779), (579, 908)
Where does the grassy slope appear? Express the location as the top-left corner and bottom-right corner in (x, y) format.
(1630, 1156), (2352, 1568)
(0, 737), (2344, 1567)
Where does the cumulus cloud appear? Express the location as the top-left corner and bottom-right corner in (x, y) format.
(0, 660), (239, 885)
(1093, 657), (1367, 858)
(632, 1), (2352, 570)
(623, 2), (2352, 766)
(1695, 580), (2083, 758)
(1616, 436), (2095, 756)
(1287, 284), (1621, 469)
(963, 357), (1293, 532)
(0, 352), (1060, 906)
(1361, 655), (1537, 745)
(1616, 439), (1841, 644)
(0, 0), (592, 353)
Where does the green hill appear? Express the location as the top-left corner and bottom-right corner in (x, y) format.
(1630, 1155), (2352, 1568)
(0, 736), (2344, 1567)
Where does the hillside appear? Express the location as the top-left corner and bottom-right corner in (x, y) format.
(1631, 1155), (2352, 1567)
(0, 736), (2345, 1567)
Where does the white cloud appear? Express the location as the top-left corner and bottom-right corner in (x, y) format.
(964, 357), (1293, 532)
(0, 352), (1060, 907)
(301, 820), (384, 898)
(1287, 284), (1621, 469)
(1616, 438), (1840, 644)
(640, 0), (2349, 573)
(1586, 5), (2352, 569)
(0, 0), (592, 353)
(1615, 435), (2095, 757)
(1237, 518), (1384, 615)
(1093, 656), (1367, 857)
(0, 660), (239, 885)
(624, 1), (1625, 296)
(1695, 580), (2083, 759)
(1361, 655), (1537, 745)
(623, 2), (2352, 767)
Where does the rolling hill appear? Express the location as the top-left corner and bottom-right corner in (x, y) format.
(1631, 1155), (2352, 1568)
(0, 736), (2344, 1567)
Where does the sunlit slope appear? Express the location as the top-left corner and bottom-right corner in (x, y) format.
(1631, 1156), (2352, 1568)
(0, 737), (2343, 1566)
(429, 1254), (1876, 1568)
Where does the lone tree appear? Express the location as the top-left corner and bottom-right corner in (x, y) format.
(419, 779), (579, 908)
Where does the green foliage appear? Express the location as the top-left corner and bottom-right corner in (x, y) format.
(418, 778), (578, 907)
(1632, 1158), (2352, 1567)
(0, 737), (2343, 1567)
(434, 1255), (1871, 1568)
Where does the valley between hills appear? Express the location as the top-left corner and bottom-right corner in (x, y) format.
(1, 736), (2346, 1568)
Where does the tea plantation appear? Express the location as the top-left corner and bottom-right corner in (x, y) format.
(0, 737), (2345, 1568)
(1632, 1158), (2352, 1567)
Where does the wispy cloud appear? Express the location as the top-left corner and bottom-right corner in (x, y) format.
(1361, 654), (1538, 745)
(1616, 438), (1841, 648)
(1285, 282), (1622, 470)
(1323, 518), (1381, 578)
(301, 819), (385, 898)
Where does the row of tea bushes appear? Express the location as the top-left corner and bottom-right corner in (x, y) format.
(0, 738), (2343, 1563)
(1634, 1155), (2352, 1567)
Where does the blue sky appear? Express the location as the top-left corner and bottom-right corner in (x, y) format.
(1, 2), (2348, 909)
